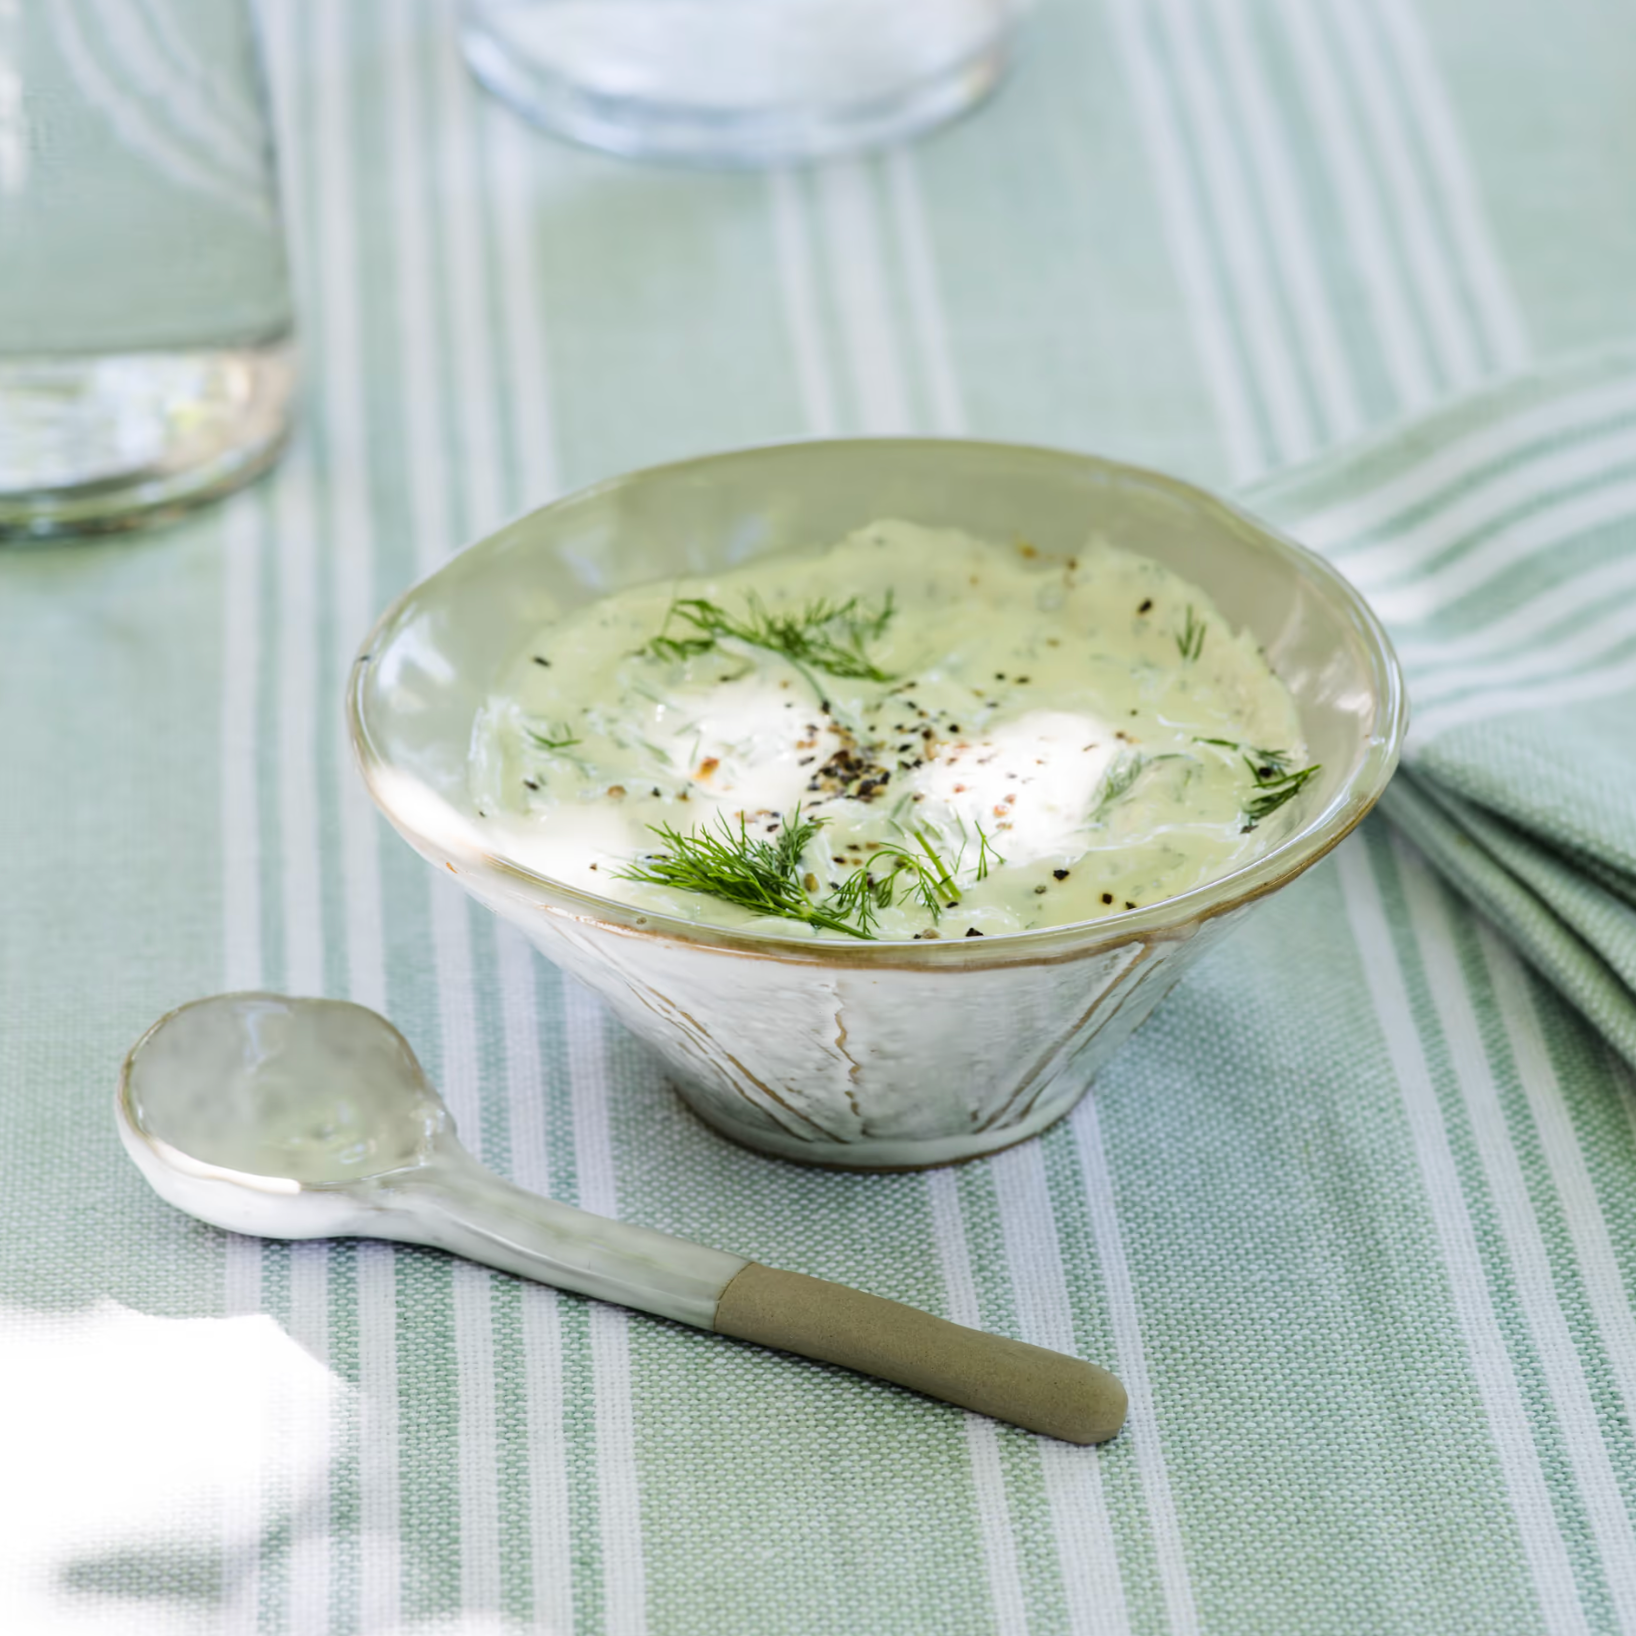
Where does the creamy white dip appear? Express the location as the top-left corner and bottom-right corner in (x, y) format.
(469, 522), (1315, 941)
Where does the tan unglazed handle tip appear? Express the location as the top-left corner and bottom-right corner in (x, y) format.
(712, 1263), (1127, 1444)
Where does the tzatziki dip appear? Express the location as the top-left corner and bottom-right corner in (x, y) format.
(469, 522), (1318, 941)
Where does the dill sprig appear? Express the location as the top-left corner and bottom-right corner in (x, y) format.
(615, 808), (1000, 938)
(1176, 605), (1206, 663)
(1087, 751), (1148, 826)
(871, 823), (1006, 915)
(616, 808), (875, 939)
(1194, 737), (1322, 829)
(523, 721), (582, 751)
(823, 863), (894, 937)
(1242, 762), (1321, 829)
(872, 828), (961, 913)
(639, 591), (897, 686)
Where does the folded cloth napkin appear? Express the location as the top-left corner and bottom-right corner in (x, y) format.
(1244, 345), (1636, 1069)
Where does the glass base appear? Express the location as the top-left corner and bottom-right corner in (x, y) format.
(0, 339), (296, 540)
(461, 0), (1016, 167)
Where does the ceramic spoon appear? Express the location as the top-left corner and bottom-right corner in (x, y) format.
(117, 993), (1127, 1444)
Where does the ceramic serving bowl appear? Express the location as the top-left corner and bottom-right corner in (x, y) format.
(349, 440), (1405, 1169)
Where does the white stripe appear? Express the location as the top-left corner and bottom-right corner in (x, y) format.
(1374, 0), (1529, 369)
(222, 1240), (264, 1636)
(220, 492), (264, 996)
(355, 1241), (402, 1635)
(499, 928), (575, 1635)
(1071, 1099), (1202, 1636)
(1399, 850), (1636, 1627)
(453, 1260), (502, 1615)
(1153, 0), (1316, 461)
(815, 162), (913, 434)
(259, 7), (343, 1628)
(434, 880), (503, 1617)
(1410, 596), (1636, 707)
(1289, 375), (1636, 550)
(287, 1240), (332, 1633)
(1270, 0), (1433, 408)
(484, 53), (579, 1636)
(1336, 424), (1636, 586)
(925, 1171), (1032, 1636)
(991, 1145), (1133, 1634)
(1210, 0), (1363, 442)
(432, 18), (506, 540)
(282, 1), (398, 1625)
(563, 983), (648, 1636)
(219, 487), (264, 1636)
(304, 0), (386, 1017)
(1106, 0), (1263, 478)
(1412, 646), (1636, 752)
(1368, 476), (1636, 625)
(403, 12), (515, 1615)
(1481, 933), (1636, 1529)
(86, 0), (262, 185)
(384, 20), (454, 582)
(768, 172), (839, 437)
(883, 152), (964, 437)
(135, 0), (264, 148)
(487, 105), (562, 506)
(1337, 840), (1593, 1632)
(275, 447), (332, 1632)
(49, 0), (264, 221)
(275, 446), (325, 994)
(1324, 1), (1480, 389)
(1398, 552), (1636, 673)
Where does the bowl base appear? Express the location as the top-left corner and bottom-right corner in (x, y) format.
(670, 1077), (1086, 1170)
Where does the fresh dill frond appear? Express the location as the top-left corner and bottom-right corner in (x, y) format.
(523, 722), (582, 751)
(1176, 605), (1206, 663)
(1241, 761), (1321, 829)
(1087, 751), (1147, 825)
(644, 631), (717, 664)
(1193, 736), (1320, 829)
(616, 807), (878, 938)
(1194, 736), (1296, 773)
(638, 591), (897, 685)
(822, 863), (894, 937)
(618, 798), (997, 939)
(973, 822), (1004, 882)
(908, 827), (961, 901)
(870, 823), (971, 916)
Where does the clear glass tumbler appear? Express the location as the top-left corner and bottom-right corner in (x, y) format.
(461, 0), (1023, 167)
(0, 0), (296, 539)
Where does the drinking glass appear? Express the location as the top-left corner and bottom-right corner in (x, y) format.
(0, 0), (296, 538)
(461, 0), (1024, 167)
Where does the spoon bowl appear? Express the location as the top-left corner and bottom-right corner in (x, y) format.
(118, 994), (444, 1239)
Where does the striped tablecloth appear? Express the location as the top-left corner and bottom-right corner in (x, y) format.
(5, 1), (1636, 1631)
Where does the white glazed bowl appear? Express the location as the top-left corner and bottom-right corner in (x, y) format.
(349, 440), (1405, 1169)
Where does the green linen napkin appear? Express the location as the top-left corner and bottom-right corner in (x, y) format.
(1246, 346), (1636, 1069)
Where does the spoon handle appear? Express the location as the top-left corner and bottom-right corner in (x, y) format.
(385, 1148), (747, 1328)
(713, 1263), (1127, 1445)
(389, 1148), (1125, 1444)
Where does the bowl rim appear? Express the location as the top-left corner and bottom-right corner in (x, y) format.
(348, 435), (1408, 970)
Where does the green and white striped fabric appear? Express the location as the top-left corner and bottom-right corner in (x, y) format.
(1250, 350), (1636, 1073)
(6, 0), (1636, 1631)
